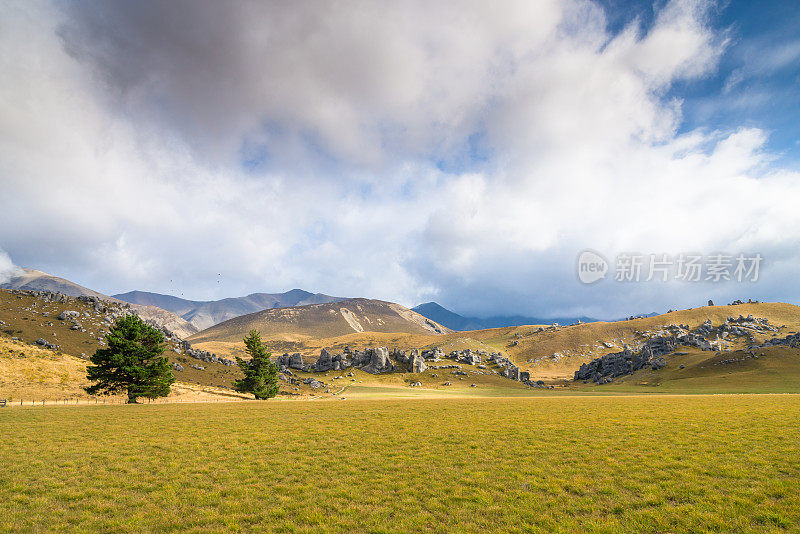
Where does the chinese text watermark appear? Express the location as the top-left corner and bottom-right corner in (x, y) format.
(577, 251), (762, 284)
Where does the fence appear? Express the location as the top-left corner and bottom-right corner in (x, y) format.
(0, 393), (248, 407)
(1, 397), (131, 407)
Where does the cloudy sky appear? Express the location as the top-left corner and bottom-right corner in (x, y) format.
(1, 0), (799, 319)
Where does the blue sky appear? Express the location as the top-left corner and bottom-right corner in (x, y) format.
(674, 0), (800, 164)
(1, 0), (800, 319)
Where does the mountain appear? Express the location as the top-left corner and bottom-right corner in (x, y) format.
(113, 289), (345, 331)
(411, 301), (599, 331)
(188, 298), (452, 344)
(1, 268), (108, 298)
(410, 302), (487, 331)
(1, 268), (198, 338)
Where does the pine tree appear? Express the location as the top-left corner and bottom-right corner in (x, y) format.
(85, 314), (175, 403)
(232, 329), (279, 399)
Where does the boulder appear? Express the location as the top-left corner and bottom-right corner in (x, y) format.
(361, 347), (394, 374)
(459, 350), (481, 366)
(351, 350), (370, 367)
(409, 353), (427, 373)
(422, 347), (444, 361)
(393, 349), (410, 364)
(574, 336), (676, 383)
(500, 364), (520, 381)
(315, 349), (333, 372)
(304, 377), (323, 389)
(289, 353), (304, 370)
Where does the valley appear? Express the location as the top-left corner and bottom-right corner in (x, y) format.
(4, 277), (800, 401)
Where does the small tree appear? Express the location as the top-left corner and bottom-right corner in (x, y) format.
(85, 314), (175, 403)
(233, 329), (279, 399)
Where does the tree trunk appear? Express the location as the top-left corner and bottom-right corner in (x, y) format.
(127, 389), (138, 404)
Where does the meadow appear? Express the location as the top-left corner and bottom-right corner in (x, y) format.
(1, 395), (798, 532)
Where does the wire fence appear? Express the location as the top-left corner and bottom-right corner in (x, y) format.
(1, 397), (128, 407)
(0, 394), (249, 407)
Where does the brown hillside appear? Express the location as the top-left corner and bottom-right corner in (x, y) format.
(188, 298), (452, 344)
(192, 302), (800, 383)
(0, 269), (198, 338)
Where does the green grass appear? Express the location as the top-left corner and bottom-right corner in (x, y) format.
(2, 395), (799, 532)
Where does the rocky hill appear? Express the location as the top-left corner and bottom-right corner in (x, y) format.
(188, 298), (452, 344)
(114, 289), (345, 331)
(1, 268), (107, 298)
(1, 269), (197, 338)
(0, 289), (240, 391)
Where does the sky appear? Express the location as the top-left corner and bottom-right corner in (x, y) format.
(1, 0), (799, 319)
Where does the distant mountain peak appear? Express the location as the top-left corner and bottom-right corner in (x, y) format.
(113, 288), (346, 331)
(411, 301), (600, 331)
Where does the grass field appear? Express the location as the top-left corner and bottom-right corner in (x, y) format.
(1, 395), (798, 532)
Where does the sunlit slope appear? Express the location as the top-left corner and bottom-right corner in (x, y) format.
(188, 298), (452, 344)
(0, 271), (198, 337)
(571, 344), (800, 394)
(193, 302), (800, 391)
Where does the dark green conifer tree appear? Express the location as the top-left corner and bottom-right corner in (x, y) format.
(233, 329), (279, 399)
(85, 314), (174, 403)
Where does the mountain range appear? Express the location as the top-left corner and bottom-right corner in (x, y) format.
(411, 302), (600, 331)
(2, 267), (600, 336)
(113, 290), (345, 331)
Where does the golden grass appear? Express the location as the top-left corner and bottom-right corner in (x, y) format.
(0, 337), (94, 401)
(572, 345), (800, 394)
(1, 395), (798, 532)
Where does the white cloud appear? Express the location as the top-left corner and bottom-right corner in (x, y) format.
(1, 0), (798, 318)
(0, 248), (22, 284)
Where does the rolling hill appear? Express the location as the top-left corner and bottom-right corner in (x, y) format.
(188, 298), (452, 344)
(1, 269), (198, 337)
(188, 300), (800, 394)
(114, 289), (344, 331)
(3, 286), (800, 398)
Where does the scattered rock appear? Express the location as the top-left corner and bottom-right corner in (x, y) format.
(303, 377), (323, 389)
